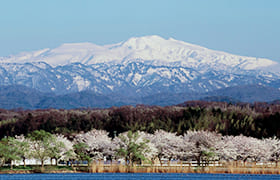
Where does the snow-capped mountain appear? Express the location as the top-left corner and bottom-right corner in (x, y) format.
(0, 35), (280, 106)
(1, 35), (277, 70)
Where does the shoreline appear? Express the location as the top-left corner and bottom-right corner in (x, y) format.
(1, 166), (280, 175)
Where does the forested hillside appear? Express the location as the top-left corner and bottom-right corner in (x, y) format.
(0, 101), (280, 139)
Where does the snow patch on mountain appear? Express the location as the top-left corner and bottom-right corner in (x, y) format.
(73, 76), (90, 91)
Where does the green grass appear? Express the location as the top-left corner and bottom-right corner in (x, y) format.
(0, 165), (32, 171)
(0, 165), (74, 172)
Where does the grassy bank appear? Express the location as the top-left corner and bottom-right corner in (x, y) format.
(1, 163), (280, 174)
(0, 165), (76, 174)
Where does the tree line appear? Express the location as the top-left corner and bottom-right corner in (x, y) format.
(1, 129), (280, 169)
(0, 101), (280, 139)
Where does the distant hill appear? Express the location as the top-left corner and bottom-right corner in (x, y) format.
(0, 85), (52, 109)
(200, 96), (240, 104)
(206, 84), (280, 103)
(37, 91), (120, 109)
(0, 84), (280, 109)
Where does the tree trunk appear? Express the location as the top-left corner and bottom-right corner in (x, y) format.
(70, 160), (73, 168)
(55, 158), (58, 166)
(125, 157), (128, 166)
(129, 158), (133, 167)
(0, 158), (5, 167)
(158, 156), (163, 166)
(196, 156), (201, 167)
(41, 159), (44, 167)
(23, 158), (26, 167)
(160, 160), (163, 166)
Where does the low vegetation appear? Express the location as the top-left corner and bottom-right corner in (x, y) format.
(1, 129), (280, 174)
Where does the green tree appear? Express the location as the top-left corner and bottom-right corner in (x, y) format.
(0, 137), (21, 169)
(14, 136), (29, 167)
(116, 131), (150, 166)
(49, 140), (66, 166)
(73, 142), (91, 167)
(27, 130), (54, 168)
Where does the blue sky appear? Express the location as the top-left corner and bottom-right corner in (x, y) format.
(0, 0), (279, 61)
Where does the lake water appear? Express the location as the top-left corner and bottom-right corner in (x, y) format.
(0, 173), (280, 180)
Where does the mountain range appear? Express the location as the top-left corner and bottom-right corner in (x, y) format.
(0, 35), (280, 109)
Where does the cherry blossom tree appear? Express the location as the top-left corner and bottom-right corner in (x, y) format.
(145, 130), (191, 165)
(216, 135), (239, 163)
(136, 131), (158, 162)
(248, 138), (269, 163)
(265, 137), (280, 167)
(218, 135), (269, 166)
(184, 130), (221, 166)
(49, 134), (76, 166)
(56, 135), (76, 166)
(74, 129), (116, 162)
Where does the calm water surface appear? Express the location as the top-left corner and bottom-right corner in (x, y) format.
(0, 173), (279, 180)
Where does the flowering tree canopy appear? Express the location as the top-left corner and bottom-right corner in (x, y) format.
(74, 129), (116, 160)
(184, 130), (221, 165)
(145, 130), (190, 163)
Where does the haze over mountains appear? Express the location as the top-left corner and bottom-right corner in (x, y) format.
(0, 35), (280, 109)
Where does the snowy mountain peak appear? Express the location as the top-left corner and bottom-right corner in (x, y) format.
(125, 35), (165, 42)
(0, 35), (277, 71)
(121, 35), (166, 48)
(0, 35), (279, 103)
